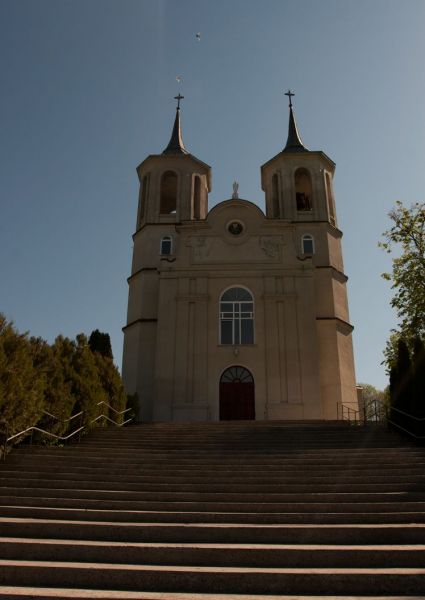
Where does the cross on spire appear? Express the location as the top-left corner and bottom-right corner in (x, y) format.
(285, 89), (295, 108)
(174, 93), (184, 110)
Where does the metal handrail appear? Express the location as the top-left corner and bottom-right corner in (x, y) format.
(42, 410), (83, 423)
(387, 405), (425, 440)
(6, 425), (85, 444)
(2, 402), (134, 459)
(338, 403), (360, 424)
(390, 406), (425, 421)
(95, 401), (132, 416)
(91, 414), (133, 426)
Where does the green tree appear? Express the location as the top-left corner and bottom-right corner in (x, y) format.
(390, 338), (412, 412)
(33, 336), (77, 438)
(94, 353), (127, 424)
(0, 315), (45, 447)
(380, 201), (425, 349)
(72, 334), (108, 428)
(358, 383), (386, 421)
(89, 330), (113, 359)
(411, 337), (425, 418)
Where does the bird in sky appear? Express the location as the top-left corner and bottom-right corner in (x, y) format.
(196, 32), (201, 41)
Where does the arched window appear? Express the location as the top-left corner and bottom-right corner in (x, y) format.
(193, 175), (201, 220)
(272, 173), (280, 218)
(294, 168), (313, 211)
(220, 287), (254, 345)
(302, 234), (315, 255)
(160, 235), (173, 255)
(325, 172), (336, 226)
(160, 171), (177, 214)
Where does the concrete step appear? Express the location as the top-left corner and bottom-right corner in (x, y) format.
(1, 486), (422, 504)
(3, 504), (425, 524)
(2, 496), (425, 516)
(2, 422), (424, 597)
(0, 591), (420, 600)
(0, 560), (425, 595)
(3, 469), (425, 485)
(0, 591), (423, 600)
(2, 476), (425, 494)
(2, 538), (425, 568)
(2, 519), (425, 544)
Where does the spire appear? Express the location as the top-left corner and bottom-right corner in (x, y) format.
(283, 89), (309, 153)
(162, 94), (189, 155)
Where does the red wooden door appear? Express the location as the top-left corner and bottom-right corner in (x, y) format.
(219, 366), (255, 420)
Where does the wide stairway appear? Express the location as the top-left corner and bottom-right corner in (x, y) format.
(1, 421), (425, 599)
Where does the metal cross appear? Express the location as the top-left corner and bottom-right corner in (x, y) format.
(174, 93), (184, 109)
(285, 89), (295, 107)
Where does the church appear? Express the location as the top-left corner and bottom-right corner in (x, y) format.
(122, 92), (358, 422)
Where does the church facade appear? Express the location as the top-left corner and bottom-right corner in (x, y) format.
(122, 94), (358, 422)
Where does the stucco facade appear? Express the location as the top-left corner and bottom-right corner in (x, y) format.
(122, 98), (358, 422)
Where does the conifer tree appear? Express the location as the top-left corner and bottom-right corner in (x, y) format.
(0, 315), (45, 444)
(72, 334), (108, 428)
(88, 330), (113, 359)
(32, 336), (76, 438)
(391, 338), (413, 413)
(94, 353), (127, 423)
(412, 337), (425, 418)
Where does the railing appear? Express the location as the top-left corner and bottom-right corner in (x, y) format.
(2, 401), (133, 459)
(337, 403), (360, 424)
(387, 406), (425, 440)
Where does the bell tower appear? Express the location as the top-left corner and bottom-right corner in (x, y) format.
(122, 97), (212, 420)
(261, 91), (357, 417)
(136, 95), (211, 227)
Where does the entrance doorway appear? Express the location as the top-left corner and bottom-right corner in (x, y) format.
(219, 366), (255, 420)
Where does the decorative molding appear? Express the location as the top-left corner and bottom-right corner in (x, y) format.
(259, 236), (284, 258)
(187, 236), (214, 260)
(316, 316), (354, 333)
(127, 267), (158, 283)
(122, 318), (158, 332)
(316, 265), (348, 282)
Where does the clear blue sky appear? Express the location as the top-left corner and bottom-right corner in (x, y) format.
(1, 0), (424, 391)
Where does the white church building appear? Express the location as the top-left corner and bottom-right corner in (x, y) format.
(122, 93), (358, 422)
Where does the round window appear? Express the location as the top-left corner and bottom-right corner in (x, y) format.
(227, 221), (244, 236)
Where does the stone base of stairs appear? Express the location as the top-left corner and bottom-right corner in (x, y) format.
(2, 591), (425, 600)
(2, 590), (425, 600)
(1, 422), (425, 597)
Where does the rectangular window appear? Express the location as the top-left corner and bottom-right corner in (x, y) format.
(241, 319), (254, 344)
(221, 320), (233, 345)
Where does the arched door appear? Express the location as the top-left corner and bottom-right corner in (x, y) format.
(219, 366), (255, 420)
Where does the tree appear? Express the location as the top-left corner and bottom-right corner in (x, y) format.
(94, 353), (127, 423)
(357, 383), (386, 421)
(0, 315), (45, 445)
(411, 337), (425, 418)
(72, 334), (108, 427)
(33, 336), (77, 438)
(389, 338), (412, 412)
(88, 330), (113, 359)
(380, 201), (425, 348)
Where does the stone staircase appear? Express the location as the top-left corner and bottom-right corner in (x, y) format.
(0, 420), (425, 599)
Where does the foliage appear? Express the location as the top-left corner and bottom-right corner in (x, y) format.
(0, 316), (130, 454)
(388, 337), (425, 434)
(94, 353), (127, 423)
(357, 382), (386, 421)
(380, 201), (425, 355)
(89, 330), (113, 359)
(72, 334), (108, 427)
(126, 392), (139, 422)
(389, 338), (412, 412)
(0, 316), (45, 444)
